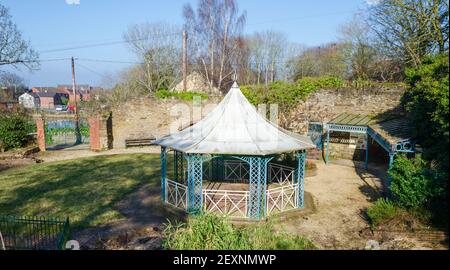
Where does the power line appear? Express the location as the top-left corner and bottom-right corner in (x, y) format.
(35, 10), (355, 54)
(76, 62), (110, 79)
(77, 58), (142, 64)
(39, 32), (181, 54)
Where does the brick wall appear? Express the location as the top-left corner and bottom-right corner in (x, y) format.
(35, 118), (46, 151)
(89, 114), (111, 151)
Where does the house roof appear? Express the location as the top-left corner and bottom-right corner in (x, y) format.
(31, 92), (57, 98)
(154, 82), (315, 156)
(32, 87), (67, 94)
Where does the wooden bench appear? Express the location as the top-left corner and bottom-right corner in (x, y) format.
(125, 138), (155, 148)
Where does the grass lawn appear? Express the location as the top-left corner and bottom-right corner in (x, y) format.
(0, 153), (169, 228)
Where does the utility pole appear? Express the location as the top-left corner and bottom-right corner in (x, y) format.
(71, 57), (82, 144)
(182, 30), (188, 92)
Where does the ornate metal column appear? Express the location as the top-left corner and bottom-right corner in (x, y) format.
(185, 154), (205, 214)
(235, 156), (272, 220)
(325, 127), (330, 164)
(296, 151), (307, 208)
(160, 146), (167, 202)
(365, 134), (369, 170)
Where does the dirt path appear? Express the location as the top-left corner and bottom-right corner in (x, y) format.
(278, 160), (385, 249)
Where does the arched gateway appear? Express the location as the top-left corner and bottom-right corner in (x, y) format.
(154, 82), (315, 220)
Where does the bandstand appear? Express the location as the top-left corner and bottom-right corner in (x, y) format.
(154, 82), (315, 220)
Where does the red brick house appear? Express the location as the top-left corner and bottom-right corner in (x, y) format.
(32, 85), (91, 104)
(30, 92), (67, 109)
(57, 84), (92, 102)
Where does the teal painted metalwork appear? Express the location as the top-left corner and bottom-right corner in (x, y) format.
(185, 154), (206, 214)
(325, 128), (330, 164)
(160, 147), (167, 202)
(367, 126), (392, 153)
(327, 123), (367, 134)
(174, 150), (178, 182)
(394, 140), (416, 153)
(365, 134), (369, 170)
(234, 156), (272, 220)
(296, 151), (307, 208)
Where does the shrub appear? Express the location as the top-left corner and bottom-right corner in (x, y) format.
(155, 89), (208, 101)
(313, 76), (345, 89)
(389, 155), (443, 208)
(163, 213), (315, 250)
(0, 111), (31, 151)
(366, 198), (397, 227)
(402, 53), (449, 173)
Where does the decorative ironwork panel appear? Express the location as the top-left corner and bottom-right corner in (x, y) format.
(203, 189), (249, 219)
(268, 163), (295, 185)
(203, 160), (212, 181)
(394, 140), (416, 153)
(234, 156), (272, 220)
(327, 124), (367, 134)
(266, 184), (298, 215)
(165, 179), (188, 210)
(224, 161), (249, 183)
(296, 151), (306, 208)
(185, 154), (206, 214)
(211, 157), (225, 182)
(160, 147), (167, 202)
(174, 151), (186, 184)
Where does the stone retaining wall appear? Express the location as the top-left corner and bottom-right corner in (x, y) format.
(108, 87), (405, 150)
(282, 87), (405, 134)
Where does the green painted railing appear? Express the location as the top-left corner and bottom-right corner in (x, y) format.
(0, 215), (70, 250)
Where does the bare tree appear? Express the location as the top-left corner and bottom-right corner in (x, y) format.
(368, 0), (449, 67)
(0, 72), (27, 101)
(0, 4), (38, 69)
(183, 0), (246, 91)
(247, 31), (288, 85)
(339, 13), (377, 80)
(123, 22), (181, 92)
(291, 43), (347, 80)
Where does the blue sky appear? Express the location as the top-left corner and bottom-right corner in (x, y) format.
(1, 0), (370, 87)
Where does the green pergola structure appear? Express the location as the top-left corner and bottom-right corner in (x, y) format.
(324, 113), (417, 186)
(154, 82), (316, 220)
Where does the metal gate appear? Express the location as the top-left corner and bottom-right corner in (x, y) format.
(45, 119), (90, 150)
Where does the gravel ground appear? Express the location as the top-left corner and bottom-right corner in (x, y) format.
(278, 160), (446, 250)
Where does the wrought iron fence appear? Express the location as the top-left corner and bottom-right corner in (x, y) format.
(266, 184), (298, 216)
(268, 163), (295, 185)
(203, 189), (249, 219)
(0, 215), (70, 250)
(165, 179), (188, 210)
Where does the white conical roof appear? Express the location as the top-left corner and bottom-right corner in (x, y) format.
(154, 82), (315, 156)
